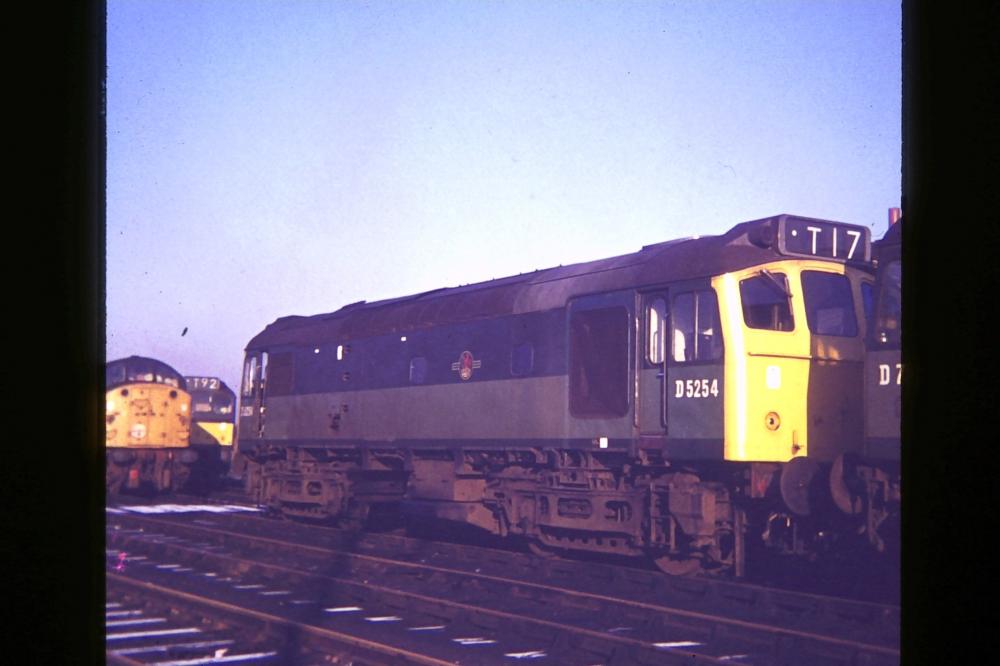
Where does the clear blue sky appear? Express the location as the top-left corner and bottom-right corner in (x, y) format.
(107, 0), (901, 394)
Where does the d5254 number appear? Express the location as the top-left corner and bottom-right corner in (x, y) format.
(674, 378), (720, 398)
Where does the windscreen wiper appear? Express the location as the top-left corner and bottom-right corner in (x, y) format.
(759, 269), (792, 298)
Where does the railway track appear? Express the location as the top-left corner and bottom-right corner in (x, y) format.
(106, 573), (455, 665)
(106, 501), (899, 665)
(138, 488), (900, 604)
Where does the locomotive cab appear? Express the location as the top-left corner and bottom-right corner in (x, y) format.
(185, 376), (237, 489)
(106, 356), (196, 494)
(187, 377), (236, 450)
(631, 216), (874, 568)
(717, 260), (869, 464)
(106, 356), (191, 448)
(637, 217), (871, 466)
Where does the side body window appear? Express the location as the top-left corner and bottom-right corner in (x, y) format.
(265, 352), (295, 395)
(409, 357), (428, 384)
(569, 307), (630, 417)
(511, 343), (534, 376)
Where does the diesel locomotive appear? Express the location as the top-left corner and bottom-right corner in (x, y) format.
(829, 214), (901, 556)
(185, 376), (237, 486)
(236, 214), (881, 576)
(106, 355), (197, 494)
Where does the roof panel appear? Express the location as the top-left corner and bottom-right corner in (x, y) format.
(246, 215), (862, 349)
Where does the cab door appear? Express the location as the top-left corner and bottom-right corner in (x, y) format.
(663, 283), (726, 458)
(638, 291), (669, 436)
(714, 265), (810, 463)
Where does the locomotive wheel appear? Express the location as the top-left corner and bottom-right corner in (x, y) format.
(107, 471), (125, 496)
(779, 456), (820, 516)
(829, 453), (864, 515)
(107, 458), (126, 496)
(154, 458), (172, 493)
(653, 555), (701, 576)
(173, 464), (192, 493)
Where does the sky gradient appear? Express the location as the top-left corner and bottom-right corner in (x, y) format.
(107, 0), (901, 393)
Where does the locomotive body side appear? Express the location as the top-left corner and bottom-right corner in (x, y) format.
(106, 356), (196, 494)
(864, 220), (902, 459)
(236, 214), (876, 574)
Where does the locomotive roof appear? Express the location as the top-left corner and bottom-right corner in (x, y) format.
(874, 218), (902, 264)
(878, 217), (902, 246)
(247, 214), (866, 349)
(106, 355), (185, 390)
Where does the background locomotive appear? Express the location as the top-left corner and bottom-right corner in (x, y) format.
(828, 213), (901, 558)
(106, 355), (197, 494)
(185, 375), (237, 489)
(236, 214), (880, 576)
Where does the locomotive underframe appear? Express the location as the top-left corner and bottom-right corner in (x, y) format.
(244, 441), (755, 575)
(242, 434), (901, 576)
(106, 448), (195, 495)
(829, 454), (901, 555)
(247, 445), (408, 522)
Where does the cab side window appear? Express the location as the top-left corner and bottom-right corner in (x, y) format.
(646, 298), (667, 364)
(875, 260), (901, 346)
(672, 290), (723, 362)
(242, 356), (258, 397)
